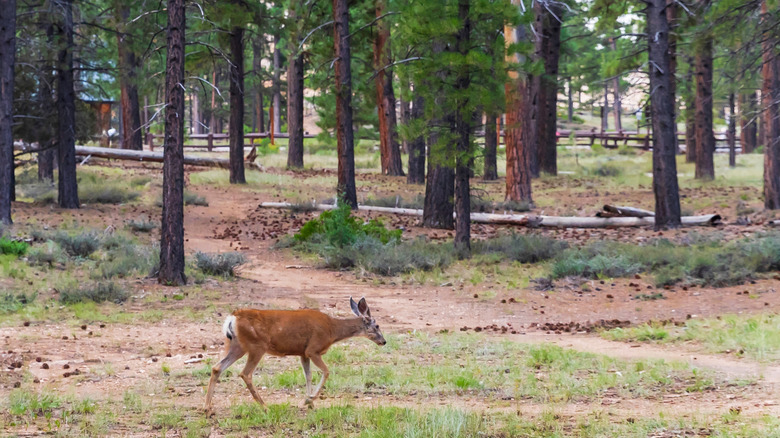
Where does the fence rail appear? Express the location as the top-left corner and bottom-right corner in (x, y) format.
(145, 132), (317, 151)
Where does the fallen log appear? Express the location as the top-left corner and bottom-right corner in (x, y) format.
(597, 205), (655, 218)
(70, 145), (264, 170)
(259, 202), (721, 228)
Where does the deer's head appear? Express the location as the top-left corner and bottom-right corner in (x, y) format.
(350, 296), (386, 346)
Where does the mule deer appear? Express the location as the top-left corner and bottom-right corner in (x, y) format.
(203, 297), (385, 413)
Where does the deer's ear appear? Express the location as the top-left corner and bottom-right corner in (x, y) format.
(350, 297), (361, 317)
(357, 297), (371, 317)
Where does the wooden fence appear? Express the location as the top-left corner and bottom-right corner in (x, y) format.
(145, 132), (317, 151)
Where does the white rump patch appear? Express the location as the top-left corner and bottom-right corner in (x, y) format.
(222, 315), (237, 340)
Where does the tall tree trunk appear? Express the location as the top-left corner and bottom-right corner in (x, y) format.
(453, 0), (471, 254)
(740, 90), (757, 153)
(159, 0), (187, 286)
(567, 77), (573, 123)
(57, 0), (79, 209)
(763, 0), (780, 209)
(610, 38), (622, 132)
(117, 4), (142, 150)
(423, 42), (454, 228)
(0, 0), (15, 224)
(252, 38), (265, 133)
(534, 0), (562, 175)
(602, 83), (609, 132)
(407, 95), (425, 184)
(484, 109), (498, 180)
(504, 11), (533, 204)
(646, 0), (682, 229)
(192, 92), (200, 134)
(694, 28), (715, 180)
(210, 69), (218, 134)
(272, 34), (282, 135)
(287, 52), (304, 168)
(666, 0), (678, 152)
(37, 23), (55, 182)
(399, 75), (411, 154)
(228, 25), (246, 184)
(758, 90), (767, 147)
(374, 0), (403, 176)
(728, 92), (736, 168)
(333, 0), (357, 208)
(684, 56), (696, 162)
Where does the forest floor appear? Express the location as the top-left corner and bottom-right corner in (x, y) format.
(2, 146), (780, 436)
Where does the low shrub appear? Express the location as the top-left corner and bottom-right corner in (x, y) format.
(51, 231), (101, 258)
(195, 252), (246, 277)
(26, 241), (67, 267)
(93, 243), (158, 280)
(0, 292), (35, 314)
(79, 181), (139, 204)
(0, 237), (30, 256)
(184, 191), (209, 206)
(473, 233), (567, 263)
(295, 203), (401, 247)
(127, 218), (158, 233)
(317, 235), (453, 275)
(59, 281), (129, 304)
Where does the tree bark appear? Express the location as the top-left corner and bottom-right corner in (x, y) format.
(684, 56), (696, 162)
(228, 25), (246, 184)
(159, 0), (187, 286)
(534, 0), (562, 175)
(739, 90), (757, 153)
(728, 92), (736, 168)
(602, 83), (609, 133)
(646, 0), (682, 229)
(116, 4), (142, 150)
(504, 7), (533, 204)
(610, 38), (622, 132)
(567, 77), (573, 123)
(407, 95), (425, 184)
(210, 69), (218, 134)
(287, 52), (305, 169)
(453, 0), (471, 254)
(57, 0), (79, 209)
(374, 0), (403, 176)
(483, 109), (498, 180)
(333, 0), (357, 208)
(763, 0), (780, 209)
(694, 17), (715, 180)
(192, 91), (201, 134)
(0, 0), (16, 224)
(399, 75), (411, 154)
(272, 34), (282, 135)
(252, 38), (265, 133)
(666, 0), (678, 152)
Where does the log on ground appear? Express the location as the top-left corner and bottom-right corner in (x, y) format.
(72, 145), (263, 170)
(259, 202), (721, 228)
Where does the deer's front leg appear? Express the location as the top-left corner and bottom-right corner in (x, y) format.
(239, 351), (266, 406)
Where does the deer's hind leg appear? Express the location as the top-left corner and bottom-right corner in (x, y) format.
(204, 338), (246, 413)
(308, 354), (330, 400)
(239, 350), (266, 406)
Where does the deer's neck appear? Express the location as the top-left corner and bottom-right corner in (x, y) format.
(331, 317), (364, 343)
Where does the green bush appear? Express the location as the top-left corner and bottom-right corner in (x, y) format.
(93, 243), (158, 280)
(51, 231), (101, 258)
(59, 281), (129, 304)
(318, 235), (453, 275)
(79, 181), (139, 204)
(26, 241), (66, 267)
(473, 233), (567, 263)
(184, 191), (209, 206)
(127, 218), (158, 233)
(195, 252), (246, 277)
(0, 237), (30, 256)
(0, 292), (35, 314)
(295, 203), (401, 247)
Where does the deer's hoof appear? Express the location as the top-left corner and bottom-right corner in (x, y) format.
(304, 398), (314, 409)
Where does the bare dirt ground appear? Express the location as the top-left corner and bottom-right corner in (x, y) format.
(3, 161), (780, 435)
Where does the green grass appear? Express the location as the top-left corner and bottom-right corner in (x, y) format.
(0, 237), (30, 256)
(603, 313), (780, 361)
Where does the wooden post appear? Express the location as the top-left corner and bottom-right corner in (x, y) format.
(207, 132), (213, 151)
(148, 132), (154, 151)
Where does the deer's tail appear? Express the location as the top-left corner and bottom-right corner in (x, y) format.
(222, 315), (237, 341)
